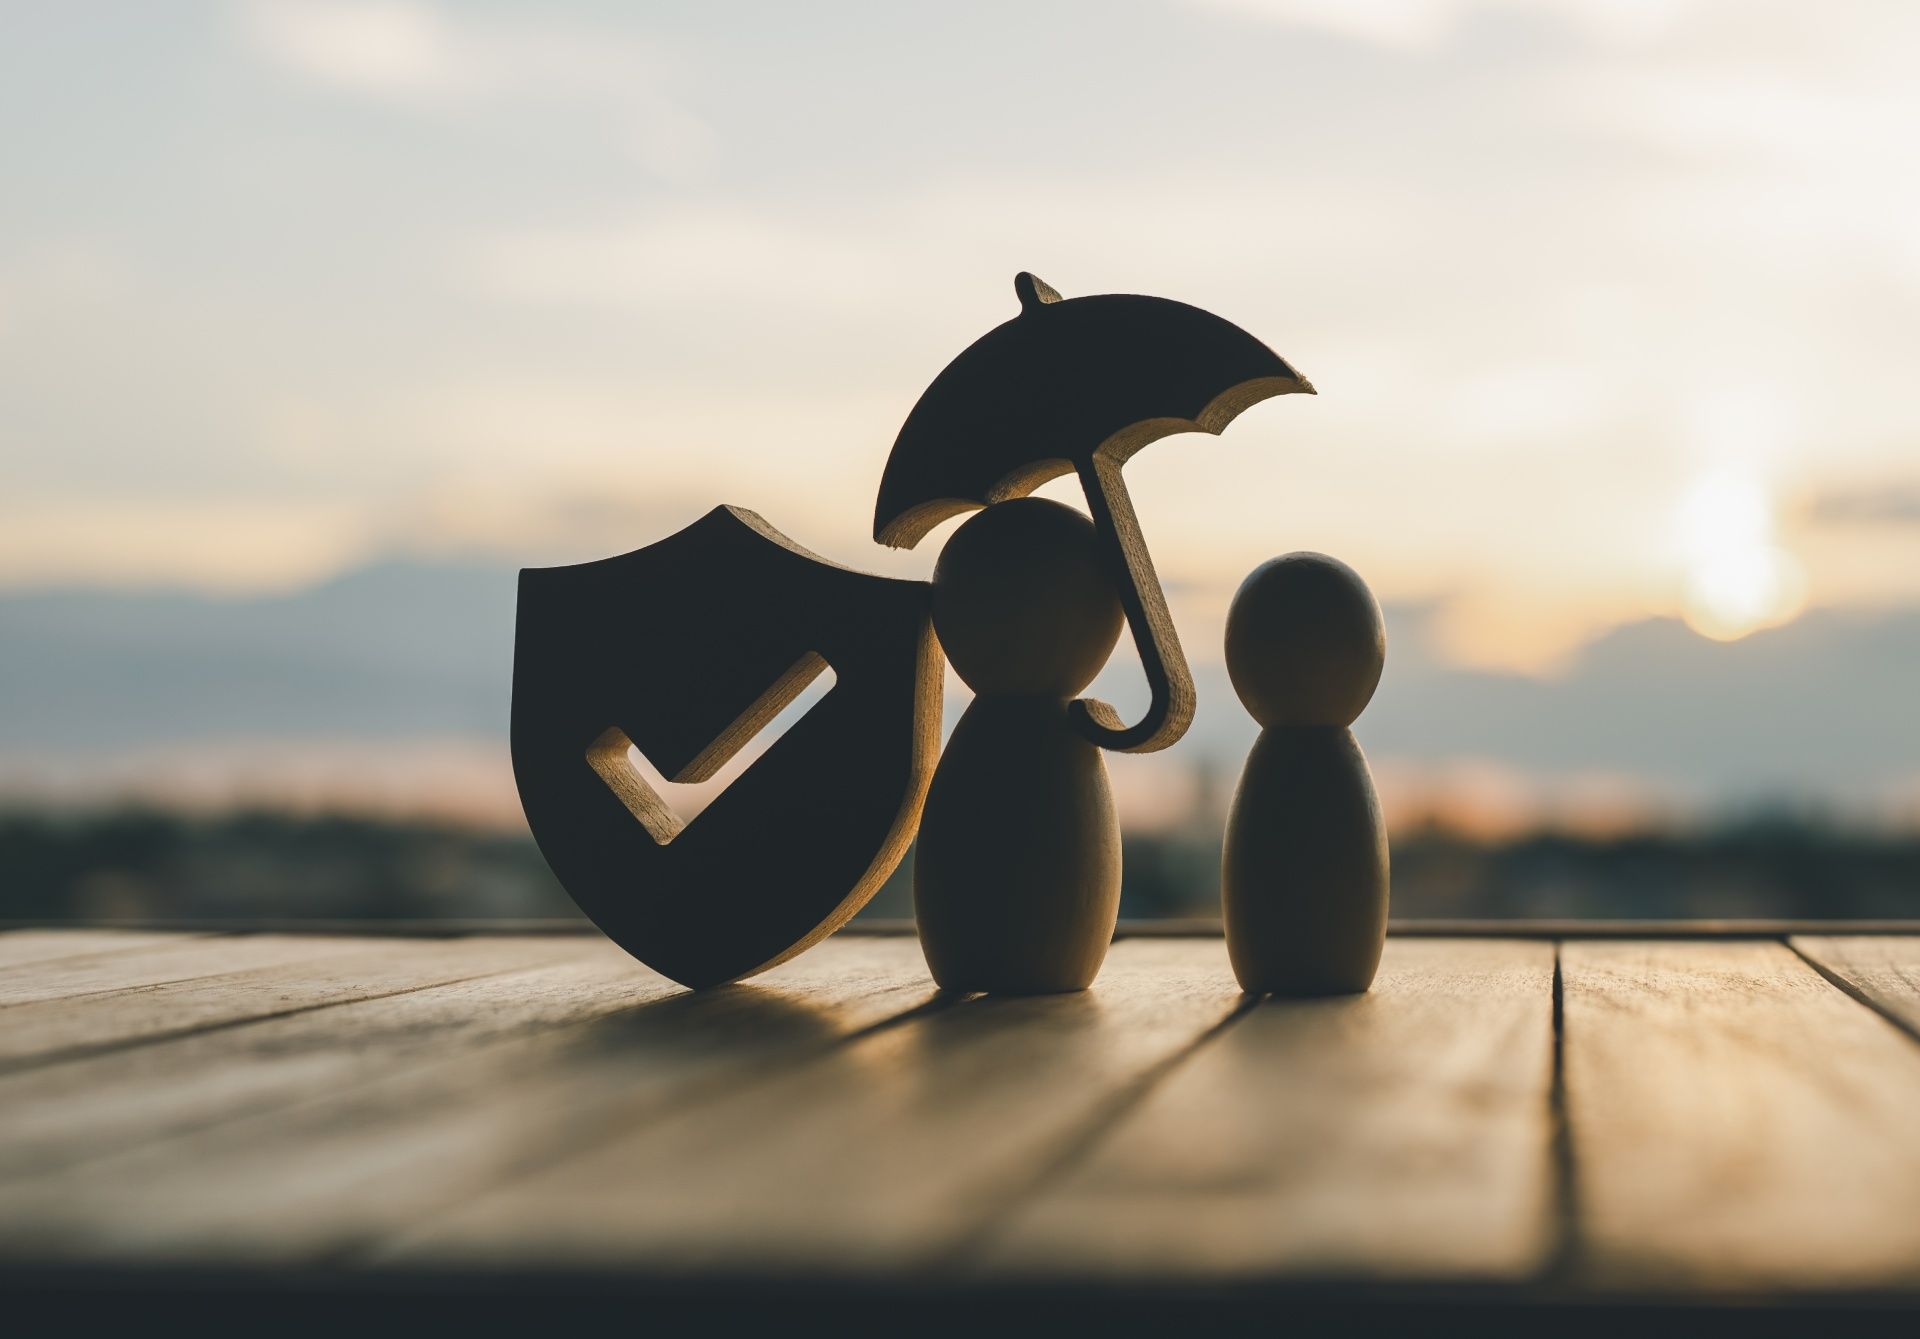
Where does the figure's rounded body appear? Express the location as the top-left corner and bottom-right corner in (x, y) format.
(1221, 551), (1390, 996)
(915, 696), (1120, 992)
(914, 497), (1125, 993)
(1224, 726), (1387, 995)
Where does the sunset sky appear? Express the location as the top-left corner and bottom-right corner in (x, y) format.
(5, 1), (1920, 826)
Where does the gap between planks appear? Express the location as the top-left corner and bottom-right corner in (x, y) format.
(0, 941), (665, 1180)
(1542, 941), (1580, 1287)
(1558, 938), (1920, 1292)
(938, 988), (1264, 1268)
(12, 930), (1920, 1296)
(0, 936), (950, 1266)
(1789, 935), (1920, 1044)
(0, 935), (595, 1075)
(374, 937), (1250, 1277)
(359, 940), (1560, 1285)
(0, 934), (1564, 1286)
(970, 939), (1557, 1284)
(0, 929), (225, 973)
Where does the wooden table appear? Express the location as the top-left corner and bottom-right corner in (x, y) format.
(3, 924), (1919, 1332)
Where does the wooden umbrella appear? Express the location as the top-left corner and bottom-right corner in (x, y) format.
(873, 272), (1314, 752)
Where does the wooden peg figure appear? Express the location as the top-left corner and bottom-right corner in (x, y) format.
(1222, 552), (1389, 996)
(914, 498), (1125, 993)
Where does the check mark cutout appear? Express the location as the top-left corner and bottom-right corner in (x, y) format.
(586, 654), (837, 845)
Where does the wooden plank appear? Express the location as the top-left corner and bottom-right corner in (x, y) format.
(0, 934), (577, 1070)
(0, 939), (663, 1180)
(0, 919), (594, 936)
(0, 933), (373, 1008)
(1131, 920), (1920, 940)
(977, 939), (1555, 1282)
(15, 918), (1920, 942)
(0, 935), (939, 1264)
(1561, 940), (1920, 1291)
(0, 929), (218, 971)
(385, 938), (1248, 1276)
(1792, 935), (1920, 1039)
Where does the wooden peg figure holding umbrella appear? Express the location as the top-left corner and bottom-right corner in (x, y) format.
(876, 273), (1315, 991)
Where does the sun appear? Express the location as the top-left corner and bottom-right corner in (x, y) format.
(1676, 466), (1806, 642)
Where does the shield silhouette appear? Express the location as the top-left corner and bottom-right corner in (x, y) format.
(512, 505), (941, 988)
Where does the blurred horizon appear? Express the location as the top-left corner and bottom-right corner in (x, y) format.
(7, 545), (1920, 840)
(6, 1), (1920, 887)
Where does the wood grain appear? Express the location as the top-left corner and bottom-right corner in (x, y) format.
(0, 933), (574, 1069)
(10, 928), (1920, 1305)
(0, 928), (216, 971)
(0, 933), (368, 1008)
(0, 939), (661, 1179)
(385, 938), (1247, 1275)
(0, 936), (939, 1263)
(981, 939), (1555, 1282)
(1561, 939), (1920, 1290)
(1792, 935), (1920, 1039)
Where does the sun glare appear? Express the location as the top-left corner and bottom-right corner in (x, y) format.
(1676, 466), (1806, 641)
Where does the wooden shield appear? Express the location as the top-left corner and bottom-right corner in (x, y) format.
(511, 506), (941, 988)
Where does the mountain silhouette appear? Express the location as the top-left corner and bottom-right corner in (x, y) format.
(4, 557), (1918, 812)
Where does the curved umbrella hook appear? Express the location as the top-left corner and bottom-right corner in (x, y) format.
(1069, 454), (1194, 754)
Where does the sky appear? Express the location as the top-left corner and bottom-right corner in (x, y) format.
(4, 1), (1920, 826)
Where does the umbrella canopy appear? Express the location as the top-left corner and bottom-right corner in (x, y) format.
(873, 273), (1314, 752)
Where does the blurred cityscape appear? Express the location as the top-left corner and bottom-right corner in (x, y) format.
(8, 802), (1918, 926)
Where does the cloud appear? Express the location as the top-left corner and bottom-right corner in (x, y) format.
(448, 172), (1413, 317)
(11, 0), (1919, 671)
(1195, 0), (1920, 303)
(240, 0), (458, 97)
(432, 165), (1796, 673)
(1804, 483), (1920, 528)
(0, 239), (127, 341)
(236, 0), (713, 175)
(0, 496), (372, 593)
(1188, 0), (1696, 49)
(454, 212), (905, 314)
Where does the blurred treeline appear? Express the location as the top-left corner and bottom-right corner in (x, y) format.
(3, 806), (1918, 923)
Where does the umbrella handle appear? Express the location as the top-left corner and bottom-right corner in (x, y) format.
(1069, 454), (1196, 754)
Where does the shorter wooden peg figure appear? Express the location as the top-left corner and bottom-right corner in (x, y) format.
(1221, 552), (1389, 996)
(914, 497), (1125, 993)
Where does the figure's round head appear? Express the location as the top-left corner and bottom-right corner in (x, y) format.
(1225, 551), (1384, 728)
(931, 497), (1123, 697)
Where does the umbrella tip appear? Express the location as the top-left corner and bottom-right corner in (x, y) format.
(1014, 271), (1062, 312)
